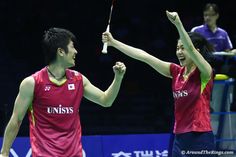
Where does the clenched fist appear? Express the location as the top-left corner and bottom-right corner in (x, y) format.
(113, 62), (126, 78)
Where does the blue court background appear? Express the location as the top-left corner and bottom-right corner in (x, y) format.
(0, 134), (170, 157)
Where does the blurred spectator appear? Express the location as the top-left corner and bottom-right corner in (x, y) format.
(191, 3), (234, 52)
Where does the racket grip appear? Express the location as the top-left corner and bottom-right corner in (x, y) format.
(102, 25), (110, 54)
(102, 43), (108, 54)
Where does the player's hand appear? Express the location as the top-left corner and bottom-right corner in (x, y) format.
(113, 62), (126, 78)
(102, 32), (115, 46)
(0, 154), (9, 157)
(231, 49), (236, 55)
(166, 10), (181, 26)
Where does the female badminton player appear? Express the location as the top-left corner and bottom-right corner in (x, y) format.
(102, 11), (216, 157)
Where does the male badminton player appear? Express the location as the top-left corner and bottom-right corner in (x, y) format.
(0, 28), (126, 157)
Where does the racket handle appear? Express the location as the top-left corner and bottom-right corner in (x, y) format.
(102, 25), (110, 54)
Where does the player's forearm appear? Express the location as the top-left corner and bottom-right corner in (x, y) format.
(102, 75), (123, 107)
(112, 39), (148, 62)
(176, 22), (212, 76)
(1, 117), (21, 156)
(176, 22), (195, 55)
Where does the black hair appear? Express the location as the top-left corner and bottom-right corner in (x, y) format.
(188, 32), (217, 75)
(203, 3), (219, 14)
(42, 27), (76, 64)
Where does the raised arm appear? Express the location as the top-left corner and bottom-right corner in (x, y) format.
(83, 62), (126, 107)
(102, 32), (172, 78)
(166, 11), (212, 79)
(1, 77), (34, 157)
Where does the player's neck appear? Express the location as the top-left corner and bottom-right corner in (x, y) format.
(184, 64), (196, 77)
(47, 63), (66, 81)
(208, 24), (217, 32)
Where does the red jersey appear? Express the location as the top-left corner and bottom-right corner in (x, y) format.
(28, 67), (84, 157)
(170, 63), (213, 134)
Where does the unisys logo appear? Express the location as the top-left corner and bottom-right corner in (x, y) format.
(47, 105), (73, 114)
(173, 90), (188, 99)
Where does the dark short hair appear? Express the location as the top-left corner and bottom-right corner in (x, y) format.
(42, 27), (76, 64)
(203, 3), (219, 14)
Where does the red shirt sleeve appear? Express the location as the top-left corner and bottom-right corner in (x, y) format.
(170, 63), (181, 78)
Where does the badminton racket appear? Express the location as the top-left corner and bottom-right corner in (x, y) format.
(102, 0), (116, 54)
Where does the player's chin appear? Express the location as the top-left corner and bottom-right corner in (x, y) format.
(179, 61), (185, 67)
(68, 61), (76, 68)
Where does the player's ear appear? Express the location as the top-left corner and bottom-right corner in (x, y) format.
(57, 48), (65, 56)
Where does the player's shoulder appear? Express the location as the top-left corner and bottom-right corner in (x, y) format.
(217, 27), (229, 34)
(20, 76), (35, 89)
(31, 67), (47, 79)
(66, 69), (84, 83)
(67, 69), (82, 77)
(170, 63), (181, 69)
(170, 63), (182, 76)
(191, 25), (204, 32)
